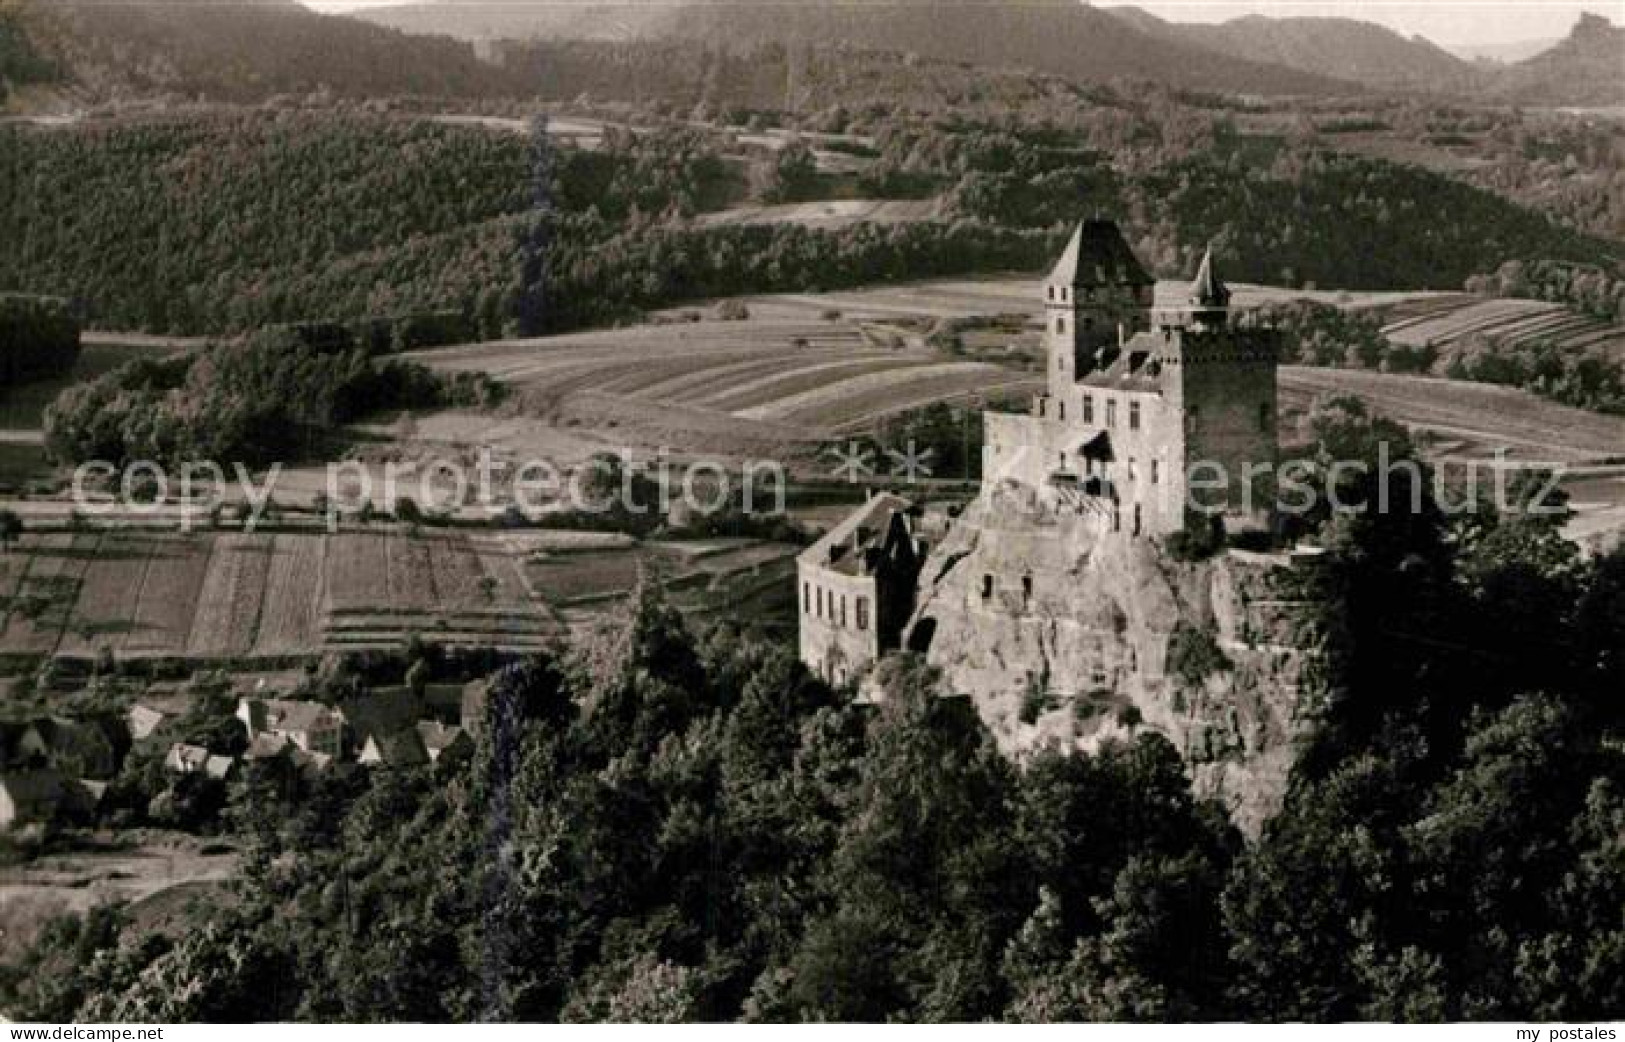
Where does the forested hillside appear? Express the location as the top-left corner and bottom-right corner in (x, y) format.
(5, 442), (1622, 1020)
(17, 0), (521, 101)
(2, 110), (1614, 337)
(358, 0), (1352, 96)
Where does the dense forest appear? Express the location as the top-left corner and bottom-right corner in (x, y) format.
(4, 403), (1621, 1021)
(0, 294), (79, 388)
(2, 109), (1615, 339)
(42, 325), (500, 468)
(1466, 258), (1625, 323)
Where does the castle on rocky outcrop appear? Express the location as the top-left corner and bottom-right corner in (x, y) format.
(798, 222), (1331, 832)
(986, 218), (1280, 539)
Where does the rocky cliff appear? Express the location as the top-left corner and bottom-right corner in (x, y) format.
(907, 480), (1337, 835)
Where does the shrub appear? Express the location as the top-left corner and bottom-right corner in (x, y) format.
(1167, 622), (1231, 689)
(1165, 514), (1225, 561)
(1019, 684), (1052, 725)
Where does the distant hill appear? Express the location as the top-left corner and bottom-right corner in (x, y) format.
(356, 0), (1356, 96)
(1446, 37), (1561, 64)
(1103, 7), (1478, 92)
(1493, 12), (1625, 106)
(12, 0), (524, 101)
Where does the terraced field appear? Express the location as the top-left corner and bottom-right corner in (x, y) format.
(0, 529), (802, 660)
(1380, 294), (1625, 360)
(1280, 367), (1625, 463)
(411, 319), (1035, 443)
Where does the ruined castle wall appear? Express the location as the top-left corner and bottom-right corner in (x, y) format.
(796, 562), (881, 686)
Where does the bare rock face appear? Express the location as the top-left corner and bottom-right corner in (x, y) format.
(908, 481), (1335, 835)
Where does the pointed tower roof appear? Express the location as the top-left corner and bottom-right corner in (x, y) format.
(1189, 245), (1230, 308)
(1048, 219), (1153, 290)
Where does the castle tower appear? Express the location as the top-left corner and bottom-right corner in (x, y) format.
(1161, 248), (1278, 533)
(1044, 220), (1155, 398)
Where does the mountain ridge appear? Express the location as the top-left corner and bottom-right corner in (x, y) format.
(1101, 6), (1478, 91)
(353, 0), (1359, 96)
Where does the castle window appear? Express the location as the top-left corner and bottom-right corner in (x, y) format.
(1058, 401), (1066, 421)
(1133, 503), (1142, 536)
(856, 597), (869, 631)
(1151, 459), (1160, 484)
(1083, 396), (1093, 424)
(1055, 316), (1066, 335)
(1106, 399), (1117, 428)
(981, 574), (994, 599)
(1259, 403), (1271, 432)
(1048, 286), (1055, 301)
(1129, 401), (1141, 430)
(817, 587), (824, 619)
(1021, 575), (1033, 601)
(1057, 355), (1065, 372)
(840, 596), (847, 628)
(803, 581), (810, 614)
(1127, 457), (1137, 481)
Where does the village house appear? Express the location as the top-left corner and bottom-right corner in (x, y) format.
(236, 697), (344, 757)
(164, 742), (236, 780)
(0, 715), (123, 779)
(127, 703), (169, 742)
(0, 770), (101, 830)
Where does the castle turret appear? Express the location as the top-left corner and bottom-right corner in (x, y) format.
(1187, 245), (1230, 330)
(1045, 220), (1154, 394)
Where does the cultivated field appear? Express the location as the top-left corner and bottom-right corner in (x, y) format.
(409, 318), (1039, 457)
(1379, 294), (1625, 361)
(394, 275), (1625, 522)
(1280, 366), (1625, 463)
(694, 198), (938, 230)
(0, 528), (803, 661)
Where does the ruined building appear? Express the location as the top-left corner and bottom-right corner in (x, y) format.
(797, 492), (926, 686)
(798, 222), (1333, 832)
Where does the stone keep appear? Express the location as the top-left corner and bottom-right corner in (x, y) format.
(986, 220), (1280, 538)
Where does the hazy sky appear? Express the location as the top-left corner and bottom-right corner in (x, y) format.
(299, 0), (1619, 48)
